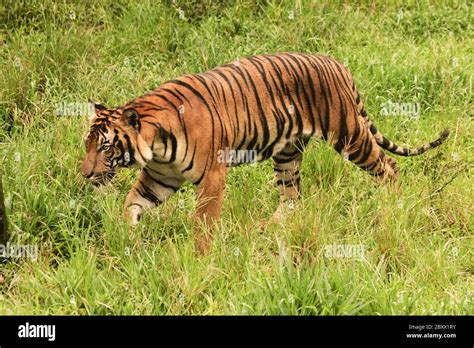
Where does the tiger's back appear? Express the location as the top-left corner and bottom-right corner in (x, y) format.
(133, 53), (368, 182)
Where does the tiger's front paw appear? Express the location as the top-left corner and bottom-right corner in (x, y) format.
(124, 204), (142, 226)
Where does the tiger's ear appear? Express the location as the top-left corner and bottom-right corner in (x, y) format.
(93, 102), (107, 112)
(122, 108), (140, 129)
(88, 101), (107, 121)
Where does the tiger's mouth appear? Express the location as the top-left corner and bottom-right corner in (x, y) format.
(88, 171), (116, 186)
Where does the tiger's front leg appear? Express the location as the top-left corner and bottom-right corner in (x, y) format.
(194, 165), (228, 255)
(124, 168), (183, 225)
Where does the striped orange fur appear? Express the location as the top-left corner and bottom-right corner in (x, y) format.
(81, 53), (449, 254)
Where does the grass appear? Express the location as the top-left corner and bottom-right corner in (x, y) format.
(0, 0), (472, 315)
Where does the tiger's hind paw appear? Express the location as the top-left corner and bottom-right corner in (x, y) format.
(269, 200), (297, 225)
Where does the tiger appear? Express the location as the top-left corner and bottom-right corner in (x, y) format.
(81, 53), (449, 254)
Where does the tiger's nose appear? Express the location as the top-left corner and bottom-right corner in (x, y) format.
(81, 169), (94, 179)
(80, 161), (94, 179)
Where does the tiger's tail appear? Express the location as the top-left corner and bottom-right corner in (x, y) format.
(368, 122), (449, 157)
(354, 90), (450, 156)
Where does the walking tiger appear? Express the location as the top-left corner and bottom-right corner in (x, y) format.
(81, 53), (449, 254)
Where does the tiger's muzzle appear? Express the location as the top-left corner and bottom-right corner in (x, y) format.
(85, 171), (116, 187)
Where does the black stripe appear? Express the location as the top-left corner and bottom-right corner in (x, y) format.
(144, 168), (178, 191)
(137, 182), (162, 205)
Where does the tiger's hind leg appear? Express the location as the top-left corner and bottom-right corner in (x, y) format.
(341, 120), (399, 181)
(271, 140), (306, 223)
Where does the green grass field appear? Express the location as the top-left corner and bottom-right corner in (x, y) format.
(0, 0), (472, 315)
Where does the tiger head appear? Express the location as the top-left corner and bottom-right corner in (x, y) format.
(81, 103), (153, 186)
